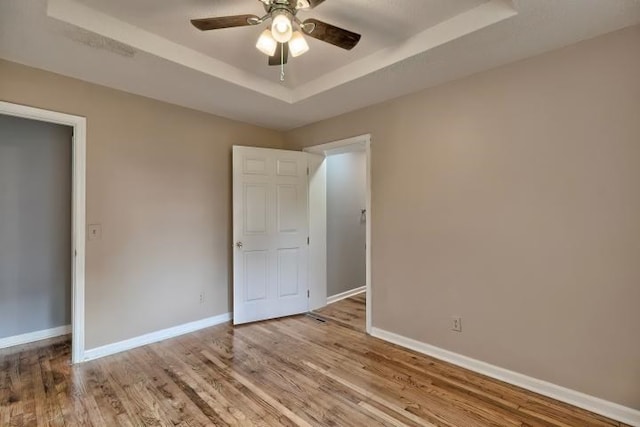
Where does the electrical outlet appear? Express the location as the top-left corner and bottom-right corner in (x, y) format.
(199, 292), (205, 304)
(452, 316), (462, 332)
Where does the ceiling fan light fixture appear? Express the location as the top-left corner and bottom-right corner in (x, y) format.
(289, 31), (309, 57)
(271, 10), (293, 43)
(190, 0), (362, 74)
(256, 29), (278, 56)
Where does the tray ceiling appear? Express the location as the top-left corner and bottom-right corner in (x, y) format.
(1, 0), (639, 129)
(72, 0), (489, 88)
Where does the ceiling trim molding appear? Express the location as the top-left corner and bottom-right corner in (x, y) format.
(46, 0), (517, 105)
(292, 0), (518, 102)
(47, 0), (293, 102)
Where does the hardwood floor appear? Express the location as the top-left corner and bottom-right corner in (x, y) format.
(312, 292), (366, 331)
(0, 312), (629, 426)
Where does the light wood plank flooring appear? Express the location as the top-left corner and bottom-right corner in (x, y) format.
(0, 313), (629, 426)
(313, 292), (366, 332)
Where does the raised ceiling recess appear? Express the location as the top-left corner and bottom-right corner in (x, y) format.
(1, 0), (639, 128)
(46, 0), (510, 100)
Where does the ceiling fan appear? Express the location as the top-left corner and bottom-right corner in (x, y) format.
(191, 0), (362, 72)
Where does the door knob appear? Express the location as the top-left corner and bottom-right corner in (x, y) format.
(236, 241), (243, 248)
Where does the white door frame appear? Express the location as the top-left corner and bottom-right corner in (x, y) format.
(0, 101), (86, 363)
(304, 134), (372, 334)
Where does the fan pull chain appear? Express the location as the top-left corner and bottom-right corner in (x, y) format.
(280, 43), (285, 82)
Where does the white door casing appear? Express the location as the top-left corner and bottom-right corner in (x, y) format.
(306, 152), (327, 311)
(232, 146), (309, 325)
(304, 134), (372, 333)
(0, 101), (86, 363)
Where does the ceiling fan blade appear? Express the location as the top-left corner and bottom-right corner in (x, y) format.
(191, 15), (259, 31)
(308, 0), (326, 8)
(302, 19), (361, 50)
(269, 43), (289, 66)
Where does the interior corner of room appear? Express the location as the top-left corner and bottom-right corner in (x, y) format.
(1, 2), (639, 425)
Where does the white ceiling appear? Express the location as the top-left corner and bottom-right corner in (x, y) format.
(74, 0), (488, 88)
(1, 0), (640, 130)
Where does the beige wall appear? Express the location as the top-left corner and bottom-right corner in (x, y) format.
(0, 59), (284, 349)
(285, 25), (640, 409)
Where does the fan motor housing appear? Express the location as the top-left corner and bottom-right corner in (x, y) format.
(263, 0), (299, 15)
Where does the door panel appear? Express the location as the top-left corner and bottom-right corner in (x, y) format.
(244, 250), (269, 302)
(277, 248), (300, 297)
(276, 159), (299, 176)
(233, 146), (309, 325)
(244, 184), (268, 234)
(244, 157), (268, 174)
(277, 185), (300, 232)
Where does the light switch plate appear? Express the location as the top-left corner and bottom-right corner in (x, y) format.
(88, 224), (102, 241)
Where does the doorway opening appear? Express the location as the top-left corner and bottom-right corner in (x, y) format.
(0, 102), (86, 364)
(305, 134), (371, 333)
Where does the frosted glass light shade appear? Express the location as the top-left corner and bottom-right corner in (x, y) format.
(271, 12), (293, 43)
(256, 29), (277, 56)
(289, 31), (309, 57)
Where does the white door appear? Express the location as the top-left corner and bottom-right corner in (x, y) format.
(232, 146), (309, 325)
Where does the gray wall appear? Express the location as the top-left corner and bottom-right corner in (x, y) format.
(327, 151), (366, 297)
(0, 114), (72, 338)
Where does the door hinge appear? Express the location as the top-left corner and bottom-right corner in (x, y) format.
(307, 290), (310, 298)
(307, 167), (309, 176)
(307, 236), (310, 245)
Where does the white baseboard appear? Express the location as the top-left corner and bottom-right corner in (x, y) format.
(327, 286), (366, 305)
(0, 325), (72, 349)
(83, 312), (232, 362)
(371, 328), (640, 426)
